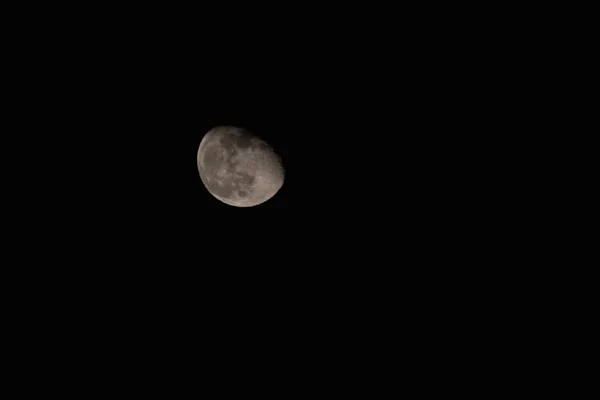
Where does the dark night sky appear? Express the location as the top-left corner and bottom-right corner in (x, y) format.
(18, 9), (484, 246)
(9, 4), (514, 312)
(2, 7), (540, 382)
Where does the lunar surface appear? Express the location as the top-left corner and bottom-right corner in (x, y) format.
(197, 126), (284, 207)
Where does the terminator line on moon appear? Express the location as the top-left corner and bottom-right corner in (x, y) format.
(197, 126), (284, 207)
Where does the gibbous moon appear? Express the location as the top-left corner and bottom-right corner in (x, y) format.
(197, 126), (284, 207)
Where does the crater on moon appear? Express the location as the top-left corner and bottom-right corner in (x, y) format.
(197, 126), (284, 207)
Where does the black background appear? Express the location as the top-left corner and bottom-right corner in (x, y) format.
(9, 7), (520, 272)
(6, 5), (533, 375)
(10, 7), (513, 283)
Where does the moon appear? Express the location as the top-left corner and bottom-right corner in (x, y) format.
(197, 126), (285, 207)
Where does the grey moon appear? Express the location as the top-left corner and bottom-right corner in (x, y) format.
(197, 126), (285, 207)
